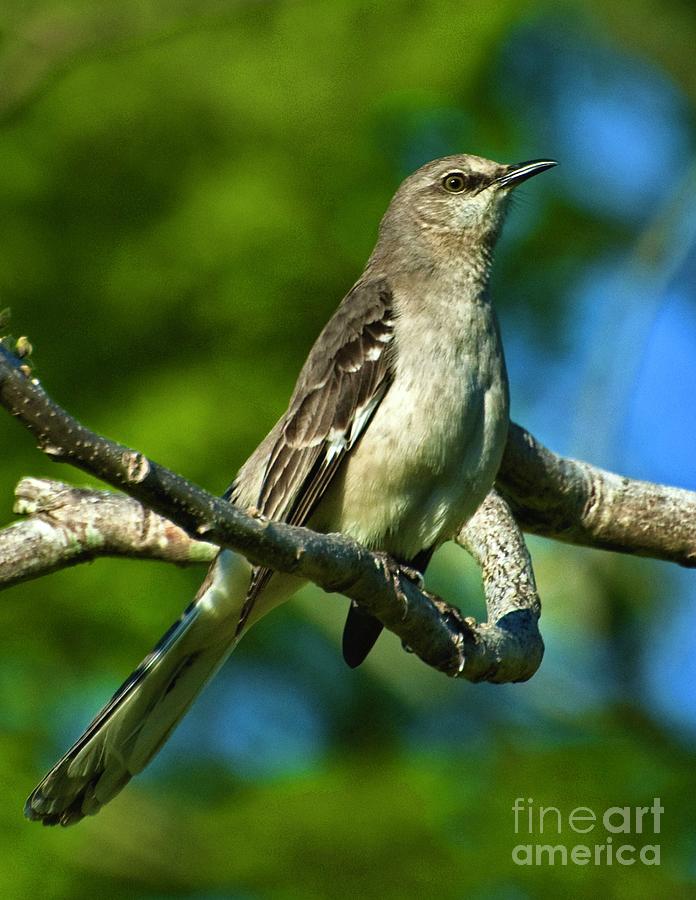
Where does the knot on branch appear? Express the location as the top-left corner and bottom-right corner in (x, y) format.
(123, 451), (151, 484)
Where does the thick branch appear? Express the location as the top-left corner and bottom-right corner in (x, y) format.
(497, 423), (696, 568)
(0, 342), (529, 682)
(0, 477), (216, 589)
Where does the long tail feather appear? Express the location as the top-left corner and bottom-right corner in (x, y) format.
(25, 550), (255, 826)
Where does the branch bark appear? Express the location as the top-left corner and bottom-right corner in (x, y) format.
(0, 341), (541, 682)
(457, 490), (543, 683)
(497, 423), (696, 568)
(0, 477), (216, 589)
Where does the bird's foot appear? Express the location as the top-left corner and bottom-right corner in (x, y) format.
(373, 553), (425, 620)
(396, 562), (425, 589)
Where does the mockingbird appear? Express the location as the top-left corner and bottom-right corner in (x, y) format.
(26, 152), (555, 825)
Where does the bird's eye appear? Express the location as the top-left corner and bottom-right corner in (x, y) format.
(442, 172), (468, 193)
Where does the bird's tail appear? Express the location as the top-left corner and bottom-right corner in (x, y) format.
(25, 550), (287, 826)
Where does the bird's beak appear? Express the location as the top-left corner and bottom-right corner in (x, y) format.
(495, 159), (557, 188)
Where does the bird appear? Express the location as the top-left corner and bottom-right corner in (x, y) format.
(25, 152), (555, 825)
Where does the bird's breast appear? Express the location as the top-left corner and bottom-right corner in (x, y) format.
(316, 290), (509, 559)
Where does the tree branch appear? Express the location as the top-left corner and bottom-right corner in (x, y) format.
(3, 332), (694, 683)
(456, 490), (543, 683)
(0, 341), (537, 682)
(497, 423), (696, 568)
(0, 477), (545, 683)
(0, 477), (216, 590)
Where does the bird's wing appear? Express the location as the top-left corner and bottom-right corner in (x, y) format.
(229, 276), (397, 627)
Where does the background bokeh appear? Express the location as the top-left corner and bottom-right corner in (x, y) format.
(1, 1), (696, 897)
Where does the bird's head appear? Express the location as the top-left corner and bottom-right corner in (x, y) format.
(378, 153), (556, 265)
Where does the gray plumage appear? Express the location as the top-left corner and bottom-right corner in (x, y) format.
(25, 153), (555, 825)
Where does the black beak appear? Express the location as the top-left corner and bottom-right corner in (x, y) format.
(495, 158), (557, 188)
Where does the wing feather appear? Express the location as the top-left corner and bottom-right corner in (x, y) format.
(236, 278), (396, 628)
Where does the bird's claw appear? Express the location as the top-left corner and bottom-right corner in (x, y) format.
(374, 553), (425, 620)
